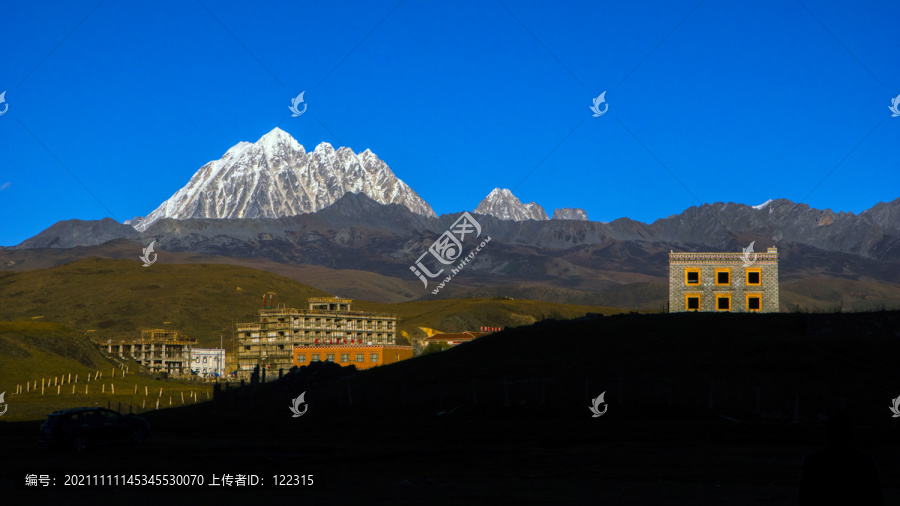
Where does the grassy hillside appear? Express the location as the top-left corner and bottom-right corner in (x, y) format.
(0, 321), (213, 421)
(0, 258), (331, 346)
(356, 297), (645, 340)
(0, 258), (636, 348)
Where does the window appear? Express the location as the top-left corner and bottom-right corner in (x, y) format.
(715, 268), (731, 285)
(716, 294), (731, 311)
(370, 353), (379, 362)
(746, 294), (762, 312)
(684, 268), (701, 285)
(685, 293), (701, 311)
(203, 357), (207, 363)
(326, 354), (335, 362)
(340, 354), (349, 363)
(311, 354), (320, 362)
(356, 354), (364, 363)
(296, 354), (306, 363)
(746, 268), (762, 285)
(244, 346), (251, 351)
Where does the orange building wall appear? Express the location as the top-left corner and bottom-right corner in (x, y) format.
(293, 345), (413, 370)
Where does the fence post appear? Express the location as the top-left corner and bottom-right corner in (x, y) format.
(708, 382), (714, 410)
(755, 387), (761, 415)
(793, 395), (800, 424)
(503, 379), (509, 407)
(667, 380), (674, 408)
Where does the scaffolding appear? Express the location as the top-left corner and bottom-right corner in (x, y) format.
(234, 296), (398, 380)
(105, 329), (196, 376)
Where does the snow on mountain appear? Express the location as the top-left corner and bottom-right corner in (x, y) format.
(474, 188), (549, 221)
(552, 208), (589, 221)
(132, 128), (435, 232)
(752, 199), (773, 210)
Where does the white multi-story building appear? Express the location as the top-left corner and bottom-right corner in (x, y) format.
(191, 348), (226, 378)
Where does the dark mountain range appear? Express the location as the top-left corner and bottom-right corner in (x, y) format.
(6, 193), (900, 310)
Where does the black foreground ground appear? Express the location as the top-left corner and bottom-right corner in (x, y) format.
(3, 311), (899, 505)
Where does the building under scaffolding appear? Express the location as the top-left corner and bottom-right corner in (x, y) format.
(234, 295), (398, 380)
(104, 329), (196, 376)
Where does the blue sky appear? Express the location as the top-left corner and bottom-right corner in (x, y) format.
(1, 0), (898, 246)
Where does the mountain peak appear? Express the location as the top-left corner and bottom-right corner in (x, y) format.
(552, 208), (589, 221)
(475, 188), (549, 221)
(132, 129), (435, 231)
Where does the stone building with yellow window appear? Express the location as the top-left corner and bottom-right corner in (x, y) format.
(668, 247), (779, 313)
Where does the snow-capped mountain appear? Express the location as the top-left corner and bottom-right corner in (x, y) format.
(474, 188), (549, 221)
(131, 128), (435, 232)
(552, 208), (589, 221)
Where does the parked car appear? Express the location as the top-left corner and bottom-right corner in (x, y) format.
(39, 407), (150, 452)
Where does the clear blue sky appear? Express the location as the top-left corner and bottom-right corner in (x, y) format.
(1, 0), (898, 246)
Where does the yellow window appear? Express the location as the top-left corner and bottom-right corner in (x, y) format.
(746, 268), (762, 286)
(715, 268), (731, 286)
(746, 294), (762, 312)
(684, 268), (701, 285)
(715, 294), (731, 311)
(684, 293), (701, 311)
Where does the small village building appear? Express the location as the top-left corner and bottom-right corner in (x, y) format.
(190, 348), (226, 378)
(425, 329), (495, 347)
(293, 344), (413, 370)
(668, 246), (779, 313)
